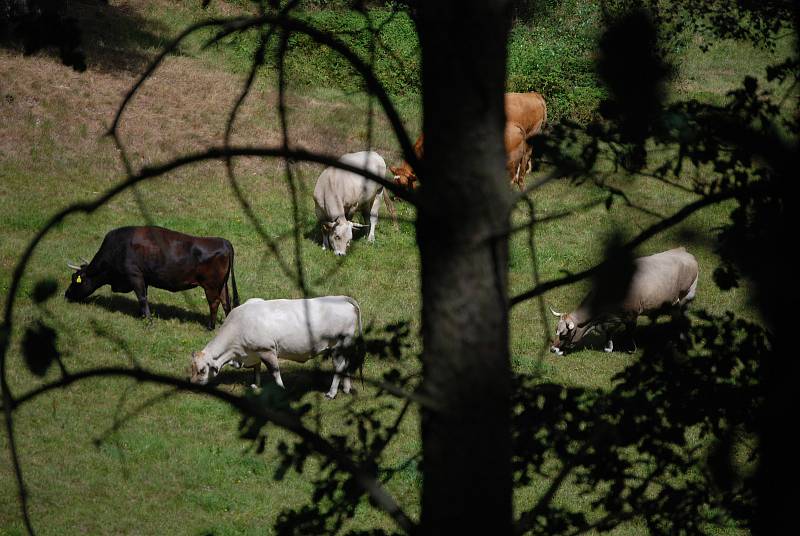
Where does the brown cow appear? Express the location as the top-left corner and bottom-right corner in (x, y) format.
(504, 91), (548, 189)
(389, 91), (547, 191)
(389, 132), (425, 192)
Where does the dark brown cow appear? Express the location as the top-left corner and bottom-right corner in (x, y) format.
(65, 226), (239, 329)
(389, 91), (547, 191)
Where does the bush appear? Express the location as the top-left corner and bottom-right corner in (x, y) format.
(218, 1), (606, 122)
(507, 0), (606, 122)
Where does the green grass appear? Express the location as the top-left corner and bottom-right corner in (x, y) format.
(0, 1), (790, 533)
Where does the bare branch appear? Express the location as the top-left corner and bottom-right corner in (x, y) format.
(509, 187), (746, 308)
(8, 367), (417, 533)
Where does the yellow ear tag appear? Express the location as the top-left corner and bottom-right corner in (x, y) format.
(76, 276), (82, 283)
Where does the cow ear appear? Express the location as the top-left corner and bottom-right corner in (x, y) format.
(388, 166), (399, 175)
(322, 221), (335, 232)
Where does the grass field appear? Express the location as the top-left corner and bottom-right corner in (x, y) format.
(0, 1), (792, 534)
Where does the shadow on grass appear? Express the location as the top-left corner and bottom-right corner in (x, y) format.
(559, 316), (689, 355)
(2, 0), (173, 74)
(86, 294), (210, 326)
(215, 366), (349, 399)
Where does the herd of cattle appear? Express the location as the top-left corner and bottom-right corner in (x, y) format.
(63, 91), (699, 398)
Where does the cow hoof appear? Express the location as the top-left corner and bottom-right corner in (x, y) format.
(325, 392), (336, 400)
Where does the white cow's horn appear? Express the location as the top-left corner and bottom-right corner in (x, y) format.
(549, 306), (563, 317)
(80, 257), (90, 265)
(67, 262), (82, 270)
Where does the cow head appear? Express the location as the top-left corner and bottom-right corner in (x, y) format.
(64, 262), (96, 302)
(389, 165), (418, 191)
(190, 351), (219, 385)
(549, 307), (588, 355)
(322, 216), (367, 256)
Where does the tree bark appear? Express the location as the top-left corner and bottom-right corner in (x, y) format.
(416, 2), (513, 534)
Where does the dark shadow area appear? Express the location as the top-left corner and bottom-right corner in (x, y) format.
(555, 315), (687, 355)
(86, 294), (209, 326)
(514, 308), (768, 535)
(1, 0), (173, 73)
(215, 366), (339, 400)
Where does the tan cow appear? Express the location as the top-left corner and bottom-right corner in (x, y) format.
(389, 91), (547, 191)
(550, 247), (699, 355)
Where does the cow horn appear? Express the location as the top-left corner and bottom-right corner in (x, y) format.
(80, 257), (90, 265)
(67, 262), (82, 271)
(351, 222), (368, 229)
(549, 306), (563, 317)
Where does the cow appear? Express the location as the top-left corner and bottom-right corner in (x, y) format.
(388, 91), (547, 191)
(389, 133), (425, 192)
(189, 296), (363, 399)
(504, 91), (548, 189)
(314, 150), (396, 256)
(549, 247), (699, 355)
(65, 226), (239, 330)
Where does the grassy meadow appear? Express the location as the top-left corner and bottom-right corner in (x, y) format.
(1, 1), (792, 534)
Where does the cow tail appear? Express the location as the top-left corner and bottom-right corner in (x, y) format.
(229, 243), (240, 308)
(538, 95), (549, 136)
(346, 297), (365, 389)
(382, 188), (398, 228)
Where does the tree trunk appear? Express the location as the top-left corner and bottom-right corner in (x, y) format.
(416, 2), (513, 534)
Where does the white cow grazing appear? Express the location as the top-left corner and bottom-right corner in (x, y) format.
(550, 247), (699, 355)
(314, 150), (392, 256)
(190, 296), (363, 399)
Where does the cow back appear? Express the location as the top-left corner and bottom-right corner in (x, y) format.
(626, 247), (699, 313)
(314, 151), (386, 220)
(504, 92), (547, 137)
(126, 227), (232, 291)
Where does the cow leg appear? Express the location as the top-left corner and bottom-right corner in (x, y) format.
(518, 143), (533, 189)
(221, 281), (232, 316)
(671, 306), (690, 342)
(326, 353), (349, 399)
(251, 362), (261, 389)
(525, 142), (533, 175)
(203, 287), (222, 330)
(131, 277), (151, 320)
(625, 320), (637, 353)
(258, 351), (285, 389)
(505, 124), (526, 189)
(366, 194), (381, 243)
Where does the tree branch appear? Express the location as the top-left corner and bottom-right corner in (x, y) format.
(509, 187), (744, 308)
(9, 367), (417, 533)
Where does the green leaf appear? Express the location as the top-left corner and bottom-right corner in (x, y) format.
(22, 321), (59, 377)
(33, 278), (59, 304)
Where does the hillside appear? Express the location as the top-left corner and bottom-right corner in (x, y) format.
(1, 1), (793, 534)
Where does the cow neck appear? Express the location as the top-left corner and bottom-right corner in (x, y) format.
(202, 326), (242, 367)
(571, 301), (594, 328)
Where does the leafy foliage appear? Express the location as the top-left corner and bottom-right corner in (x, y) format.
(21, 320), (59, 377)
(32, 278), (58, 304)
(507, 0), (606, 122)
(512, 311), (767, 534)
